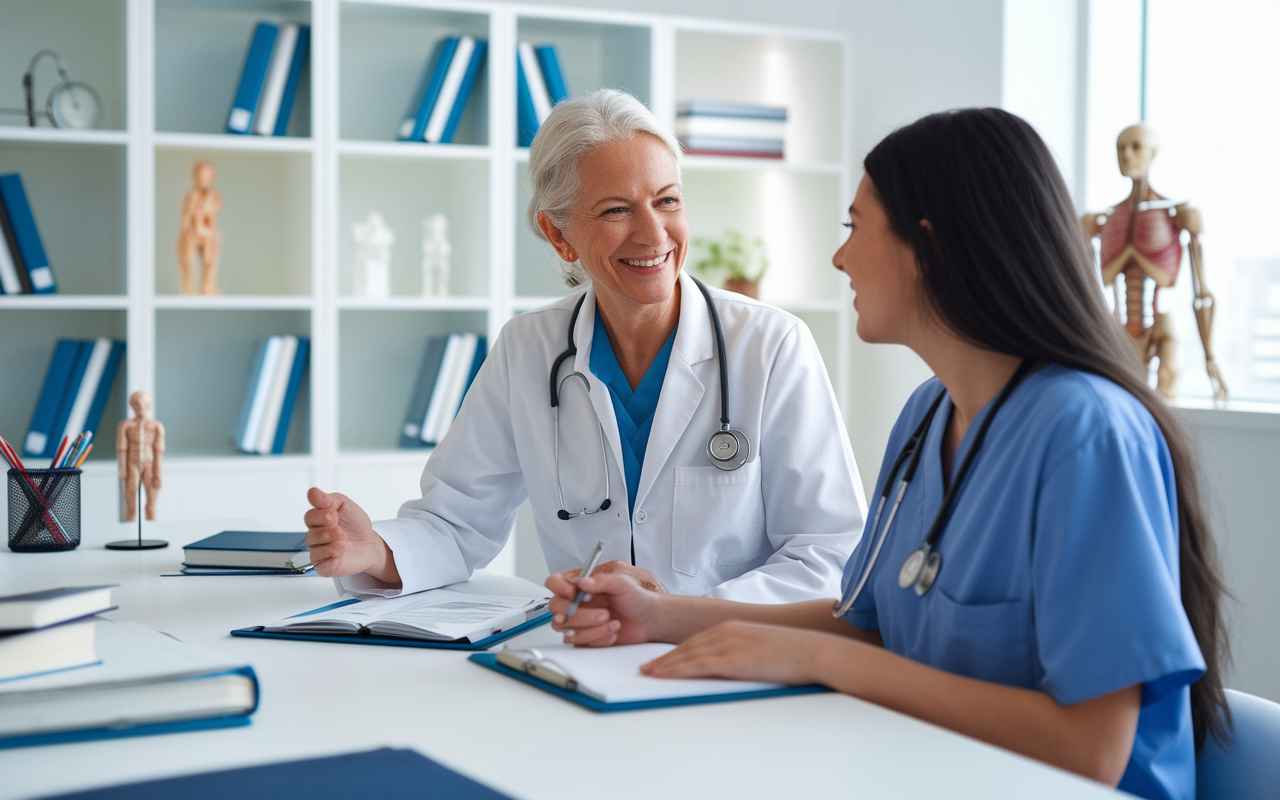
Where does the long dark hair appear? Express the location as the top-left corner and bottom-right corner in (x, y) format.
(863, 108), (1230, 750)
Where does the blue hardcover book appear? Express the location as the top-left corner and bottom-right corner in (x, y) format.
(397, 37), (459, 142)
(271, 337), (308, 454)
(438, 38), (487, 144)
(226, 22), (279, 134)
(0, 173), (55, 293)
(459, 335), (487, 405)
(401, 336), (448, 448)
(534, 45), (568, 105)
(232, 338), (271, 450)
(23, 340), (82, 457)
(515, 51), (539, 147)
(32, 748), (515, 799)
(43, 342), (93, 458)
(80, 339), (125, 446)
(272, 24), (310, 136)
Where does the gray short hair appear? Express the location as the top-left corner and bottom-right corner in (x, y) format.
(526, 89), (683, 287)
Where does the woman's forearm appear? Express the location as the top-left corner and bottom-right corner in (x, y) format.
(651, 596), (874, 644)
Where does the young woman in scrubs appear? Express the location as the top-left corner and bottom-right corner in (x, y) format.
(544, 108), (1230, 800)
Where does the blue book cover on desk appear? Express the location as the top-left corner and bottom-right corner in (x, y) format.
(397, 37), (458, 142)
(34, 747), (515, 799)
(185, 530), (308, 553)
(226, 22), (278, 134)
(23, 339), (82, 457)
(0, 173), (56, 293)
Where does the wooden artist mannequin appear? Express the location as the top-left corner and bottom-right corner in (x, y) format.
(178, 160), (223, 295)
(1082, 123), (1227, 401)
(116, 390), (164, 522)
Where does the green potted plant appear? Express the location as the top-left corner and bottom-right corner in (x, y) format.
(691, 229), (768, 299)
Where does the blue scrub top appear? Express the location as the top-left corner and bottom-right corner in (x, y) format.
(841, 365), (1205, 800)
(589, 310), (677, 515)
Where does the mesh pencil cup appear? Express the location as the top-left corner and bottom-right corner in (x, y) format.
(7, 468), (81, 552)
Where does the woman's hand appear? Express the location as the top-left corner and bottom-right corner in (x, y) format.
(545, 561), (668, 647)
(640, 621), (835, 686)
(304, 488), (399, 584)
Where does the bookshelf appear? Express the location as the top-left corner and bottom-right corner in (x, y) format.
(0, 1), (852, 561)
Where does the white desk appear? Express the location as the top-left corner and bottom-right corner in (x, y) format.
(1, 520), (1122, 800)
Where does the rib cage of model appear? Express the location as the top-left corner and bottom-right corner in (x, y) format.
(1082, 123), (1227, 403)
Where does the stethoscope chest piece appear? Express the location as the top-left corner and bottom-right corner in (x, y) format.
(898, 542), (942, 596)
(707, 427), (749, 471)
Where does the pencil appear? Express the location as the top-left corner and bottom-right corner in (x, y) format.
(49, 436), (68, 469)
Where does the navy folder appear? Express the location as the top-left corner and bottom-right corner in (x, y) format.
(231, 598), (551, 651)
(34, 747), (514, 799)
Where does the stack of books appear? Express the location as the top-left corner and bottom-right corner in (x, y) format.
(233, 335), (309, 455)
(181, 530), (313, 576)
(401, 333), (486, 448)
(396, 35), (488, 144)
(676, 101), (788, 159)
(23, 338), (126, 459)
(516, 42), (569, 146)
(0, 173), (57, 295)
(0, 586), (113, 684)
(225, 21), (311, 136)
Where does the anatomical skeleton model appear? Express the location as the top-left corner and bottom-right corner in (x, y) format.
(177, 160), (223, 295)
(116, 390), (164, 522)
(1082, 123), (1227, 402)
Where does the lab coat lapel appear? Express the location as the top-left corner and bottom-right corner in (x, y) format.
(572, 287), (627, 500)
(635, 272), (715, 509)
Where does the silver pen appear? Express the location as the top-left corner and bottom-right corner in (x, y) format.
(565, 539), (605, 618)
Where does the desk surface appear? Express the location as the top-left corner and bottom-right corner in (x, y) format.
(1, 520), (1121, 800)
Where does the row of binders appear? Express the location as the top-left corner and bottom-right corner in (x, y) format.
(516, 42), (569, 146)
(676, 100), (788, 159)
(24, 338), (125, 460)
(397, 35), (488, 144)
(233, 335), (309, 455)
(226, 21), (311, 136)
(0, 586), (259, 749)
(0, 173), (57, 295)
(401, 333), (486, 448)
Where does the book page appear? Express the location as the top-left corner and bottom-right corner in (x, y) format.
(268, 590), (543, 641)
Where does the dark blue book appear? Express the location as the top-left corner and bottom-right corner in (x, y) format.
(33, 748), (514, 799)
(81, 339), (125, 446)
(23, 340), (82, 458)
(439, 38), (487, 144)
(0, 173), (55, 293)
(0, 585), (115, 632)
(397, 37), (459, 142)
(35, 340), (92, 459)
(271, 337), (308, 454)
(272, 24), (310, 136)
(515, 49), (539, 147)
(535, 44), (568, 105)
(183, 530), (309, 569)
(459, 335), (487, 406)
(401, 336), (448, 448)
(226, 22), (278, 134)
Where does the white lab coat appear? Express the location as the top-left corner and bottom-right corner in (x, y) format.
(339, 271), (867, 603)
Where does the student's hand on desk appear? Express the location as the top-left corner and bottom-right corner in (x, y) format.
(545, 565), (666, 647)
(640, 621), (828, 686)
(304, 488), (399, 584)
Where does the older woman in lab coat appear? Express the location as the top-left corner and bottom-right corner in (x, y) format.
(303, 89), (866, 604)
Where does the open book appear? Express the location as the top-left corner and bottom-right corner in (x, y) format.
(263, 589), (549, 644)
(479, 643), (827, 710)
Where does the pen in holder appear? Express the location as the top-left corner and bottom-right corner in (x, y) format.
(7, 467), (81, 552)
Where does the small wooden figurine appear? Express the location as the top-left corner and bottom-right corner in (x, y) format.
(116, 390), (164, 522)
(177, 160), (223, 295)
(353, 210), (394, 297)
(1082, 123), (1227, 402)
(421, 213), (451, 297)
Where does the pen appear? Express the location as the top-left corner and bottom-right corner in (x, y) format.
(565, 539), (605, 619)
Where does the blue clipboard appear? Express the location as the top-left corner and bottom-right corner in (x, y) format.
(231, 599), (552, 652)
(468, 652), (830, 712)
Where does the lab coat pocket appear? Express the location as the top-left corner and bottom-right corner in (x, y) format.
(926, 587), (1034, 688)
(671, 460), (765, 576)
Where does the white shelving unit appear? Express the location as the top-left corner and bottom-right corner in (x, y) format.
(0, 0), (852, 538)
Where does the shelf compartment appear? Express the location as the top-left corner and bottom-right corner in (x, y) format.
(155, 147), (311, 296)
(0, 139), (127, 295)
(681, 169), (844, 307)
(0, 0), (127, 133)
(339, 3), (489, 145)
(0, 309), (127, 464)
(155, 0), (312, 138)
(338, 308), (487, 452)
(513, 161), (572, 300)
(155, 308), (310, 457)
(338, 155), (488, 298)
(675, 30), (842, 166)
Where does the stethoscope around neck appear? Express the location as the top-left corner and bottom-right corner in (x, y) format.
(550, 276), (749, 521)
(833, 359), (1034, 615)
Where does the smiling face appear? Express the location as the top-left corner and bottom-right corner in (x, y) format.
(540, 134), (688, 320)
(832, 173), (928, 346)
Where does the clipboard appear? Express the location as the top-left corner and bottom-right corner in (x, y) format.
(231, 599), (552, 651)
(469, 651), (830, 712)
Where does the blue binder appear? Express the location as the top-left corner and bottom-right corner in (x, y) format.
(469, 652), (830, 712)
(231, 598), (551, 651)
(272, 24), (310, 136)
(226, 22), (278, 134)
(439, 39), (487, 144)
(397, 37), (459, 142)
(516, 54), (539, 147)
(81, 340), (125, 445)
(23, 340), (82, 457)
(42, 341), (93, 458)
(271, 337), (308, 454)
(535, 45), (569, 105)
(0, 173), (56, 293)
(401, 336), (448, 447)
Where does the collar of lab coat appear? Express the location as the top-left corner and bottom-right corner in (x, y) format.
(570, 270), (716, 515)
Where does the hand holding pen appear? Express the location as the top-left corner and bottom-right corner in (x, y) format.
(566, 539), (605, 618)
(544, 544), (670, 647)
